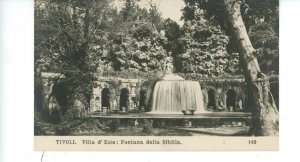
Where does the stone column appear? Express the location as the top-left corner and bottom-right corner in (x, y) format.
(216, 88), (225, 111)
(89, 95), (95, 112)
(117, 95), (120, 111)
(202, 89), (208, 110)
(99, 88), (102, 111)
(93, 83), (101, 112)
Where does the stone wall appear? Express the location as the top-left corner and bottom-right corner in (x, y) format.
(199, 78), (247, 112)
(90, 76), (145, 112)
(90, 77), (249, 112)
(40, 72), (65, 114)
(39, 72), (278, 113)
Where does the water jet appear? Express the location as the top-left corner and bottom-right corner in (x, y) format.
(150, 73), (206, 114)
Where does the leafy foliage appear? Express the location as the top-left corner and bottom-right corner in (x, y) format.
(180, 0), (279, 75)
(178, 4), (230, 77)
(106, 119), (120, 132)
(35, 0), (113, 108)
(162, 18), (184, 72)
(248, 22), (279, 74)
(106, 22), (168, 72)
(35, 0), (279, 112)
(244, 0), (279, 74)
(35, 0), (169, 110)
(99, 1), (168, 72)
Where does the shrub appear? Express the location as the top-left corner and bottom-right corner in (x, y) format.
(62, 109), (87, 121)
(34, 125), (46, 135)
(49, 109), (61, 124)
(142, 119), (153, 133)
(55, 126), (70, 135)
(106, 119), (120, 132)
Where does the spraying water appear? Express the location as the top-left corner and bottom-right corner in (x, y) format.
(151, 74), (206, 113)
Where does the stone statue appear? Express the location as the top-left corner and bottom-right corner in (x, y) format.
(95, 97), (100, 111)
(111, 97), (117, 110)
(164, 52), (174, 74)
(236, 99), (243, 109)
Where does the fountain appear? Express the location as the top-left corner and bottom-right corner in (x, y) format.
(150, 55), (206, 114)
(87, 54), (250, 130)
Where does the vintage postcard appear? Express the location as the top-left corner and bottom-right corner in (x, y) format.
(34, 0), (279, 151)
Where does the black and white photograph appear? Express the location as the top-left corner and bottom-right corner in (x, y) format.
(33, 0), (279, 150)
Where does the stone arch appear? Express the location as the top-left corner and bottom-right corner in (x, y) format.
(226, 89), (237, 111)
(101, 88), (110, 109)
(139, 89), (147, 110)
(120, 88), (129, 111)
(207, 89), (216, 110)
(46, 80), (67, 123)
(52, 80), (67, 110)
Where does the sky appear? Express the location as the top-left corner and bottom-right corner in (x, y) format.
(112, 0), (186, 26)
(149, 0), (185, 25)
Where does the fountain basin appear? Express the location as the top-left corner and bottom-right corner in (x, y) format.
(182, 110), (195, 115)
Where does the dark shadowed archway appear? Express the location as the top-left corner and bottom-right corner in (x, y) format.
(52, 81), (67, 111)
(120, 88), (129, 111)
(207, 89), (216, 110)
(139, 89), (147, 110)
(226, 89), (236, 111)
(101, 88), (110, 109)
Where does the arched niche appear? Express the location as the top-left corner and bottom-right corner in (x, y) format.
(226, 89), (237, 111)
(101, 88), (110, 109)
(139, 89), (147, 110)
(207, 89), (216, 111)
(119, 88), (129, 111)
(52, 80), (67, 110)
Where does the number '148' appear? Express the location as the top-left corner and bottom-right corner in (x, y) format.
(249, 140), (257, 144)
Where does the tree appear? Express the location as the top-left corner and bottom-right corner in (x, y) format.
(148, 0), (163, 30)
(222, 0), (278, 136)
(179, 2), (230, 76)
(106, 21), (167, 72)
(182, 0), (279, 135)
(243, 0), (279, 75)
(35, 0), (113, 109)
(248, 22), (279, 75)
(120, 0), (137, 21)
(103, 1), (168, 72)
(163, 18), (184, 72)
